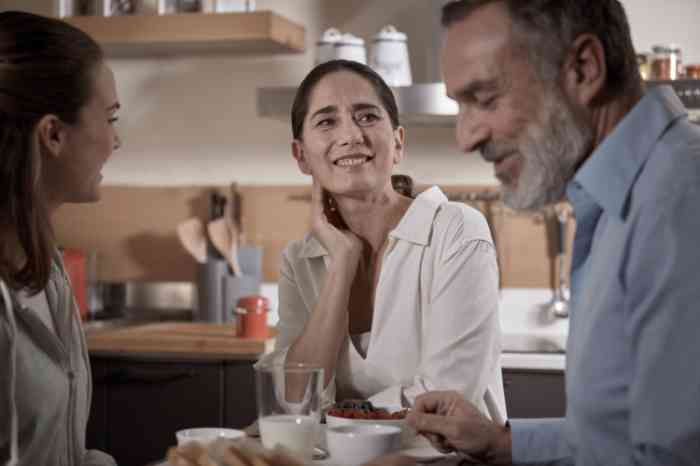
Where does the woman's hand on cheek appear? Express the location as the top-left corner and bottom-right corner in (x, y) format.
(310, 177), (362, 271)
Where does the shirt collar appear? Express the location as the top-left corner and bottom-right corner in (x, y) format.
(568, 85), (687, 219)
(390, 185), (447, 245)
(298, 186), (448, 258)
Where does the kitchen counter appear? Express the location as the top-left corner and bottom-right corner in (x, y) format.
(86, 320), (565, 370)
(501, 352), (565, 371)
(87, 287), (568, 368)
(86, 322), (274, 361)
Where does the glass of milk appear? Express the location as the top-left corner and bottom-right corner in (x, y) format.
(254, 362), (323, 462)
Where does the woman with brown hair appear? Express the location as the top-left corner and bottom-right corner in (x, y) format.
(0, 11), (120, 466)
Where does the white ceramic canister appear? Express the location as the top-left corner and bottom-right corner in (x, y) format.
(334, 33), (367, 65)
(315, 28), (343, 65)
(200, 0), (255, 13)
(369, 25), (412, 86)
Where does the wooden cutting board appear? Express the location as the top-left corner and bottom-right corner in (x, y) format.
(86, 322), (276, 360)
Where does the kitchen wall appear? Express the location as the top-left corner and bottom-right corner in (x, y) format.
(2, 0), (699, 188)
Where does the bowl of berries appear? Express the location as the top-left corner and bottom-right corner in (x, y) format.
(325, 399), (415, 447)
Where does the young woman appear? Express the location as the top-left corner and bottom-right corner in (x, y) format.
(0, 11), (120, 466)
(265, 60), (505, 420)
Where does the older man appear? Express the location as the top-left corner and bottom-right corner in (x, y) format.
(405, 1), (700, 465)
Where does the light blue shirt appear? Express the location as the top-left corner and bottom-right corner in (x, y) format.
(511, 86), (700, 465)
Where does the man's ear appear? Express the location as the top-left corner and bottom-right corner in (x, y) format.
(291, 139), (312, 175)
(392, 126), (406, 164)
(35, 114), (67, 159)
(561, 33), (607, 107)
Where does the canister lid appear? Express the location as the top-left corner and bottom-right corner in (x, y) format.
(236, 295), (269, 310)
(336, 33), (365, 46)
(317, 27), (342, 45)
(373, 25), (407, 42)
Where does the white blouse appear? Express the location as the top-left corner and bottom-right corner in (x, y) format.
(266, 187), (506, 419)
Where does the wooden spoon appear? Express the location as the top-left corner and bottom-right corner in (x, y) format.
(207, 217), (243, 276)
(176, 217), (207, 264)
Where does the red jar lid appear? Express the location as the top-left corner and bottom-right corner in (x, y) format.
(236, 295), (269, 311)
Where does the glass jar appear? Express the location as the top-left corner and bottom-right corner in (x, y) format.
(651, 44), (682, 80)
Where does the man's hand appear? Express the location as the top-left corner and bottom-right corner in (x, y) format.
(406, 391), (512, 465)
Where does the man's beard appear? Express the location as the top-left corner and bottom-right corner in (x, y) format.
(485, 89), (594, 211)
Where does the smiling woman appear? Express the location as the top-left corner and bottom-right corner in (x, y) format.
(257, 60), (506, 421)
(0, 10), (119, 466)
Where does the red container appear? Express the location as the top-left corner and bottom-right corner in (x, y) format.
(236, 295), (269, 339)
(62, 248), (88, 321)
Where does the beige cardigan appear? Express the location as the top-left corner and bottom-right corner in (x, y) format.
(0, 254), (116, 466)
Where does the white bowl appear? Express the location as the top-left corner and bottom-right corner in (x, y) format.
(175, 427), (245, 446)
(326, 412), (416, 447)
(326, 424), (402, 465)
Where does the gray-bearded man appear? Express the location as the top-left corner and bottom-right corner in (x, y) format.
(405, 1), (700, 465)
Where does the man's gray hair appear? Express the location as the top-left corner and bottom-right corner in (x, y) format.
(442, 0), (642, 99)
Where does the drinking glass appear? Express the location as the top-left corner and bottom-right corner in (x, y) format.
(254, 362), (323, 461)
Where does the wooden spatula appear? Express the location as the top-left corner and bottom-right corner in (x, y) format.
(207, 217), (243, 276)
(176, 217), (206, 264)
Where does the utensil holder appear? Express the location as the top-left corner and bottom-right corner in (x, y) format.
(196, 259), (227, 323)
(237, 245), (263, 282)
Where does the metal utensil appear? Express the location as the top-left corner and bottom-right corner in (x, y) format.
(546, 207), (570, 318)
(484, 387), (505, 426)
(176, 217), (207, 264)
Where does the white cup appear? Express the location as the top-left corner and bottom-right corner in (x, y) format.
(326, 425), (402, 465)
(315, 28), (343, 65)
(334, 33), (367, 65)
(369, 25), (412, 86)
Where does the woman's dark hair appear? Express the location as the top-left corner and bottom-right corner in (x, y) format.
(290, 59), (400, 140)
(442, 0), (642, 99)
(0, 11), (104, 293)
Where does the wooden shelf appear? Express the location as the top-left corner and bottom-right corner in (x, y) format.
(65, 11), (305, 57)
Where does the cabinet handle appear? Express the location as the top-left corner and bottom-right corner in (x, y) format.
(97, 368), (197, 385)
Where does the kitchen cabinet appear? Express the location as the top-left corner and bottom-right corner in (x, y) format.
(502, 369), (566, 418)
(64, 11), (305, 56)
(87, 356), (258, 466)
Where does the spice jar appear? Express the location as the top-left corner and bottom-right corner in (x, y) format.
(651, 44), (682, 80)
(235, 295), (269, 339)
(685, 64), (700, 80)
(636, 53), (651, 81)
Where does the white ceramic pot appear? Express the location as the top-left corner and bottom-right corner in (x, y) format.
(315, 28), (343, 65)
(334, 33), (367, 65)
(369, 25), (412, 86)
